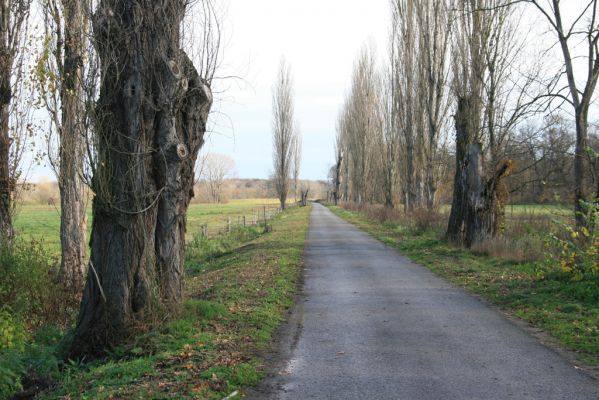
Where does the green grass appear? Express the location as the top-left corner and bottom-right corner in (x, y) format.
(438, 203), (572, 218)
(13, 199), (281, 255)
(329, 205), (599, 367)
(39, 204), (311, 400)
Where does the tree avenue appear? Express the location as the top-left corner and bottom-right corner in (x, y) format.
(69, 0), (213, 358)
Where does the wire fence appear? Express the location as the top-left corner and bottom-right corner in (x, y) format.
(191, 202), (299, 239)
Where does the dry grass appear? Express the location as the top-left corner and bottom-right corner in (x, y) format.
(339, 201), (557, 263)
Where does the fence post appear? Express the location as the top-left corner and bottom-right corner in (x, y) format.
(263, 206), (267, 225)
(243, 215), (246, 228)
(202, 224), (208, 237)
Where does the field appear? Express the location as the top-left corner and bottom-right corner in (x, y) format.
(437, 203), (572, 218)
(40, 205), (311, 399)
(13, 199), (281, 254)
(2, 200), (310, 399)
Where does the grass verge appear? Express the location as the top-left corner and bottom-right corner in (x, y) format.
(38, 205), (311, 400)
(329, 205), (599, 368)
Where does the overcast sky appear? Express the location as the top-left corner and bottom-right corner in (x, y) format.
(28, 1), (591, 183)
(201, 0), (389, 181)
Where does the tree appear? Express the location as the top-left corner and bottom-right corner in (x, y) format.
(202, 153), (235, 203)
(523, 0), (599, 226)
(36, 0), (92, 289)
(336, 45), (383, 204)
(272, 59), (297, 210)
(332, 131), (343, 205)
(70, 0), (216, 359)
(290, 128), (302, 203)
(446, 0), (513, 247)
(0, 0), (33, 242)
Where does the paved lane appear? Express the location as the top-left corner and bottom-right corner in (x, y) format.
(256, 203), (599, 399)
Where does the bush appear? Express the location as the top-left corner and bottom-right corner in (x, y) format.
(0, 240), (78, 332)
(547, 201), (599, 279)
(470, 235), (544, 263)
(409, 208), (445, 234)
(0, 307), (26, 353)
(0, 241), (77, 399)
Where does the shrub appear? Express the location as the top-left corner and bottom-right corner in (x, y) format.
(470, 235), (544, 263)
(0, 240), (78, 332)
(547, 201), (598, 279)
(409, 208), (445, 234)
(0, 307), (26, 353)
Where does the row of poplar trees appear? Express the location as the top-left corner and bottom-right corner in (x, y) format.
(0, 0), (218, 358)
(333, 0), (599, 248)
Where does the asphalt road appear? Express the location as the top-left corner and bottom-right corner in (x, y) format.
(252, 203), (599, 399)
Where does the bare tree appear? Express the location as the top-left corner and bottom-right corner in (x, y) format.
(379, 69), (396, 208)
(391, 0), (422, 211)
(70, 0), (217, 359)
(522, 0), (599, 226)
(290, 127), (302, 203)
(415, 0), (453, 210)
(202, 153), (235, 203)
(332, 129), (343, 205)
(340, 45), (383, 204)
(272, 58), (297, 210)
(0, 0), (33, 242)
(445, 0), (538, 246)
(36, 0), (92, 289)
(446, 0), (505, 246)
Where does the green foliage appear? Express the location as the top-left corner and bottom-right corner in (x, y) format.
(0, 307), (26, 353)
(0, 308), (27, 398)
(0, 239), (75, 399)
(0, 323), (64, 399)
(548, 200), (599, 278)
(0, 349), (25, 398)
(0, 240), (57, 330)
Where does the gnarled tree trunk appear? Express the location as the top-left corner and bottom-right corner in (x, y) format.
(70, 0), (212, 359)
(446, 96), (474, 244)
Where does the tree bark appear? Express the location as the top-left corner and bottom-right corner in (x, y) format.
(574, 111), (588, 227)
(334, 152), (342, 206)
(446, 96), (473, 244)
(57, 0), (87, 289)
(69, 0), (212, 359)
(0, 5), (14, 243)
(463, 146), (512, 247)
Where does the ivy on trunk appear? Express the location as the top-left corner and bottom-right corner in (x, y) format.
(69, 0), (212, 359)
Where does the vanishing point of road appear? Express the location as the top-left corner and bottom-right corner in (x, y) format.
(252, 203), (599, 399)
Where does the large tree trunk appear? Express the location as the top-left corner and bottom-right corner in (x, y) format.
(58, 0), (87, 289)
(446, 97), (473, 244)
(446, 98), (512, 247)
(0, 6), (13, 243)
(462, 144), (511, 247)
(69, 0), (212, 359)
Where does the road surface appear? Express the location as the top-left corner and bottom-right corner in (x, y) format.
(252, 203), (599, 399)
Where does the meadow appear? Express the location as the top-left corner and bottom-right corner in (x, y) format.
(2, 200), (310, 399)
(13, 198), (281, 255)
